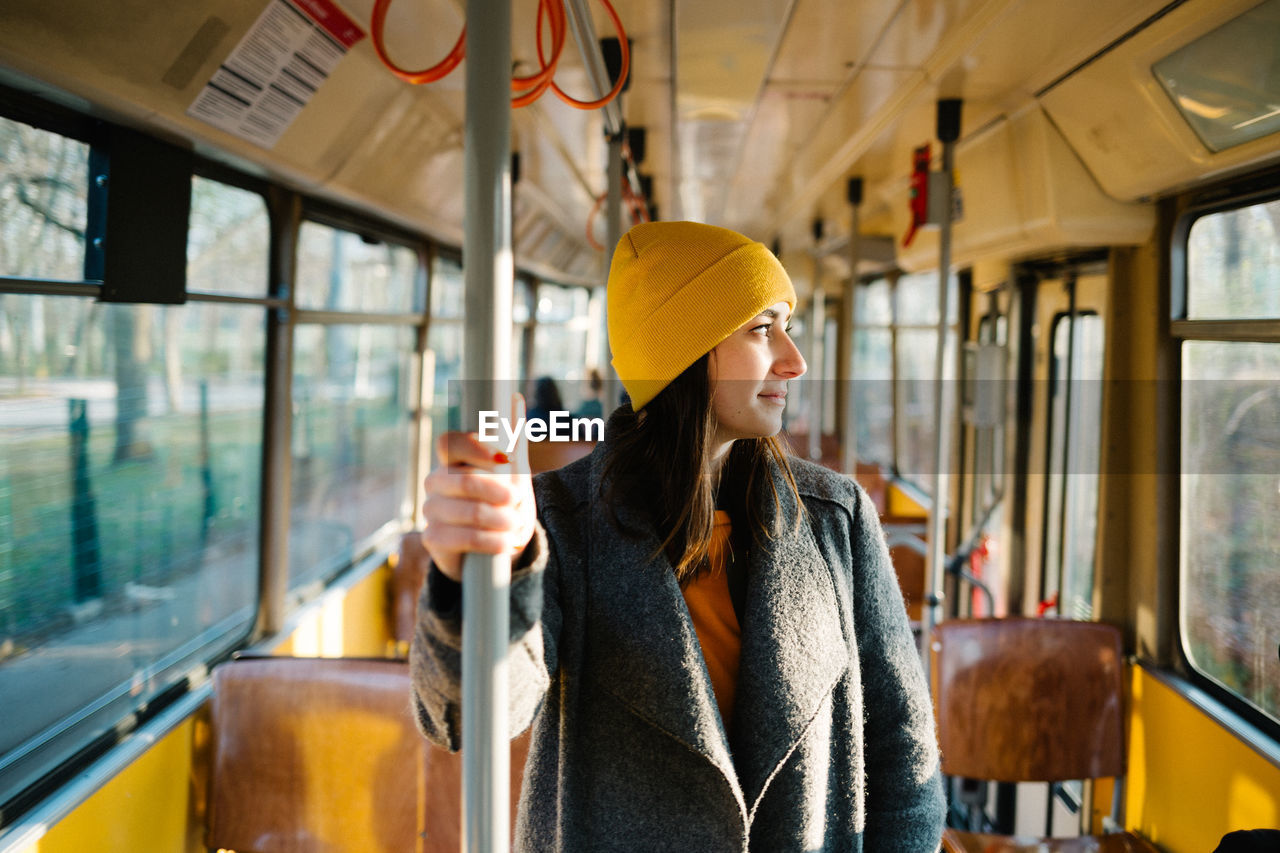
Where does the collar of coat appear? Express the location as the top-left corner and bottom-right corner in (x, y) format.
(568, 412), (851, 818)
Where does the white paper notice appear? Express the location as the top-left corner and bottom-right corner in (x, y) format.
(187, 0), (364, 148)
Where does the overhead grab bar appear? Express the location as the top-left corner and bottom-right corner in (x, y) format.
(920, 98), (963, 680)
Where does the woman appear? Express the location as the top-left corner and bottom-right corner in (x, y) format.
(413, 221), (945, 852)
(526, 375), (565, 423)
(573, 367), (604, 419)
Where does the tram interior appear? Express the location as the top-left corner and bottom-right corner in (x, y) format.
(0, 0), (1278, 851)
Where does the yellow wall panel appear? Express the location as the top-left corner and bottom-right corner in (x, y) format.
(886, 483), (928, 517)
(19, 559), (398, 851)
(1127, 667), (1280, 853)
(274, 563), (395, 659)
(26, 717), (202, 853)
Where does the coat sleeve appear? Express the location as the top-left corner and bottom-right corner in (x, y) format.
(409, 521), (561, 751)
(849, 487), (946, 853)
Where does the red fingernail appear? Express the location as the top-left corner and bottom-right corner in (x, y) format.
(493, 452), (510, 464)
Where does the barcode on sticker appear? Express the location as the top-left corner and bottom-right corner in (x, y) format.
(187, 0), (363, 148)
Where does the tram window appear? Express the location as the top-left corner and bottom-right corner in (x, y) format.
(535, 282), (589, 323)
(531, 284), (592, 410)
(295, 222), (420, 313)
(0, 116), (89, 281)
(0, 296), (263, 806)
(289, 219), (420, 590)
(895, 270), (959, 326)
(892, 272), (959, 488)
(855, 277), (892, 325)
(970, 313), (1007, 518)
(427, 256), (464, 436)
(513, 278), (535, 385)
(187, 177), (268, 297)
(513, 278), (533, 324)
(1185, 199), (1280, 320)
(1042, 312), (1104, 621)
(852, 279), (892, 466)
(429, 254), (465, 320)
(894, 328), (957, 485)
(823, 316), (839, 435)
(852, 327), (892, 465)
(289, 323), (416, 590)
(531, 326), (589, 407)
(1180, 341), (1280, 725)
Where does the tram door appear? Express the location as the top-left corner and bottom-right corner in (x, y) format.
(1021, 263), (1108, 621)
(955, 263), (1112, 837)
(957, 280), (1014, 618)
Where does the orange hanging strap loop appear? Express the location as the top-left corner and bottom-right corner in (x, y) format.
(511, 0), (567, 108)
(370, 0), (466, 85)
(586, 176), (647, 249)
(586, 194), (609, 253)
(623, 181), (648, 225)
(545, 0), (629, 111)
(371, 0), (626, 112)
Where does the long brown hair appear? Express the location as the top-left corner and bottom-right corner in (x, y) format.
(600, 354), (803, 582)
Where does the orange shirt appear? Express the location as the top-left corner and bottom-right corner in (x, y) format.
(680, 510), (741, 732)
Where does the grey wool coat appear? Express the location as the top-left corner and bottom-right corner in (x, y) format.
(411, 440), (946, 853)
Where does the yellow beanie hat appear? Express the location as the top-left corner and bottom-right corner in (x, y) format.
(607, 221), (797, 410)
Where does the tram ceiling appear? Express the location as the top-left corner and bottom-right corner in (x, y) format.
(502, 0), (1198, 258)
(657, 0), (1179, 247)
(643, 0), (1278, 263)
(0, 0), (1276, 279)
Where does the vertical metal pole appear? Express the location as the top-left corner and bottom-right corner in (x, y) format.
(462, 5), (512, 852)
(256, 187), (298, 638)
(807, 219), (824, 461)
(921, 100), (961, 671)
(842, 181), (862, 475)
(564, 0), (626, 412)
(564, 0), (623, 134)
(410, 248), (431, 529)
(602, 133), (624, 410)
(807, 280), (824, 461)
(1053, 272), (1078, 613)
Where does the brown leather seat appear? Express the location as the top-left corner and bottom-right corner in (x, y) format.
(526, 438), (595, 474)
(854, 462), (888, 515)
(880, 514), (928, 623)
(931, 618), (1159, 853)
(394, 531), (431, 649)
(943, 832), (1158, 852)
(207, 656), (528, 853)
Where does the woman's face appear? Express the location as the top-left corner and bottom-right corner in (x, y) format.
(708, 301), (807, 446)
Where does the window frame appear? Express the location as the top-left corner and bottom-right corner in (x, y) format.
(890, 270), (963, 493)
(1170, 179), (1280, 743)
(847, 269), (965, 502)
(527, 279), (594, 410)
(294, 207), (427, 319)
(965, 306), (1008, 531)
(848, 274), (895, 469)
(0, 140), (274, 817)
(1039, 308), (1104, 621)
(188, 164), (277, 302)
(0, 84), (440, 827)
(0, 92), (102, 292)
(0, 73), (612, 833)
(284, 214), (428, 595)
